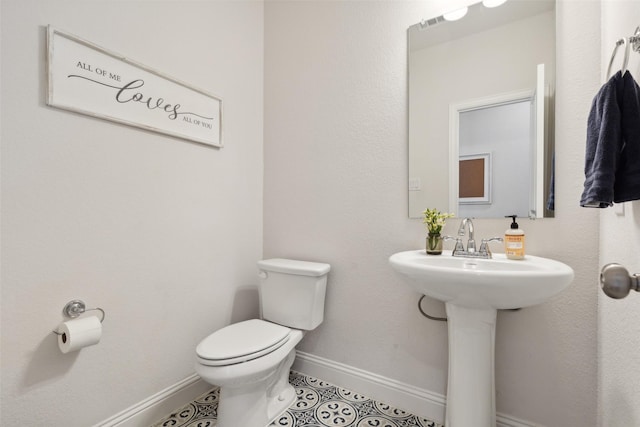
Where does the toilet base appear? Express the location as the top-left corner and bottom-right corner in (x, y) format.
(214, 349), (297, 427)
(267, 382), (296, 425)
(216, 383), (296, 427)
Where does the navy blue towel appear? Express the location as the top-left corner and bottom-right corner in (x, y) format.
(614, 71), (640, 203)
(581, 71), (640, 207)
(547, 153), (555, 211)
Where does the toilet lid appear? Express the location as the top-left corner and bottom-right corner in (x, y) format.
(196, 319), (291, 366)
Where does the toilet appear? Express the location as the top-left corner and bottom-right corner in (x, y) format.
(194, 258), (331, 427)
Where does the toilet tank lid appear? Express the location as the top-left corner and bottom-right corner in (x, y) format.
(258, 258), (330, 277)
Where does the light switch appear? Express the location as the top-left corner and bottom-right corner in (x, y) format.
(409, 177), (421, 191)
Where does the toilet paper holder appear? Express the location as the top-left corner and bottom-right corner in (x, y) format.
(52, 299), (105, 335)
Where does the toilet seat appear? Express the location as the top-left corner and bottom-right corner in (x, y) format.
(196, 319), (291, 366)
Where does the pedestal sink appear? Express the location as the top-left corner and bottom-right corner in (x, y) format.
(389, 250), (574, 427)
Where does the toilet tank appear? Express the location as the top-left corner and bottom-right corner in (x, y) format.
(258, 258), (331, 330)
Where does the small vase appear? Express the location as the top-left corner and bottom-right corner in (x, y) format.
(426, 233), (443, 255)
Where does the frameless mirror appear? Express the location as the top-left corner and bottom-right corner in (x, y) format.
(408, 0), (556, 219)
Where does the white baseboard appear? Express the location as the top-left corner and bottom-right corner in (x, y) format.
(293, 351), (540, 427)
(93, 374), (213, 427)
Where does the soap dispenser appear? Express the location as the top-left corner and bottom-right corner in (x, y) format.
(504, 215), (525, 260)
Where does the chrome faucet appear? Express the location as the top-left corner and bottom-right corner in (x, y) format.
(457, 218), (476, 253)
(447, 218), (503, 259)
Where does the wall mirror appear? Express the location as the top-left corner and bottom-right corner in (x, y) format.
(408, 0), (556, 219)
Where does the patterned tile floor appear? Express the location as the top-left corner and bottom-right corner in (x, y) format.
(152, 371), (443, 427)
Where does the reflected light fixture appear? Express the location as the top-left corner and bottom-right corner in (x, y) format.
(482, 0), (508, 8)
(443, 7), (468, 21)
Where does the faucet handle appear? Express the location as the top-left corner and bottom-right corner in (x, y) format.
(443, 235), (465, 255)
(479, 237), (503, 258)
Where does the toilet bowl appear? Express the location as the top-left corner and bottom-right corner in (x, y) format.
(195, 319), (303, 427)
(194, 258), (330, 427)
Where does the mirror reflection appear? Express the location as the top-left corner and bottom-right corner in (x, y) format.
(408, 0), (556, 219)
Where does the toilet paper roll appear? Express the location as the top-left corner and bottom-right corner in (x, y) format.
(57, 316), (102, 353)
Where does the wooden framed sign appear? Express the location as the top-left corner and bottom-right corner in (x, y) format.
(46, 26), (223, 148)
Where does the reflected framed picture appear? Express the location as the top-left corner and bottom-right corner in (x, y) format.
(459, 153), (491, 204)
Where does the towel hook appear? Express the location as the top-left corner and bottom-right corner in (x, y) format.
(606, 37), (630, 81)
(606, 26), (640, 81)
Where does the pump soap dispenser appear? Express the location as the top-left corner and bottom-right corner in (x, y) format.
(505, 215), (525, 260)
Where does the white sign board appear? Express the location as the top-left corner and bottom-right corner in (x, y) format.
(46, 26), (223, 148)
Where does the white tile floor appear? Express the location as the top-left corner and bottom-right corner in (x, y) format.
(152, 371), (442, 427)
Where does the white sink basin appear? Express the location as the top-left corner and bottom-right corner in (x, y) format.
(389, 249), (574, 309)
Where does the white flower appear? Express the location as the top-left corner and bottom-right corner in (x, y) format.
(422, 208), (454, 234)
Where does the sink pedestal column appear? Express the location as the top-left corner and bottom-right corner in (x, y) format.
(445, 303), (497, 427)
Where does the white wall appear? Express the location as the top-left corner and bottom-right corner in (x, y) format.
(598, 2), (640, 426)
(0, 1), (264, 425)
(265, 0), (600, 425)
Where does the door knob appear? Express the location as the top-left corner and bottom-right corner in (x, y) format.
(600, 263), (640, 299)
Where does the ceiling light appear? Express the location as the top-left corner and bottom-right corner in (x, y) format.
(482, 0), (508, 8)
(443, 7), (468, 21)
